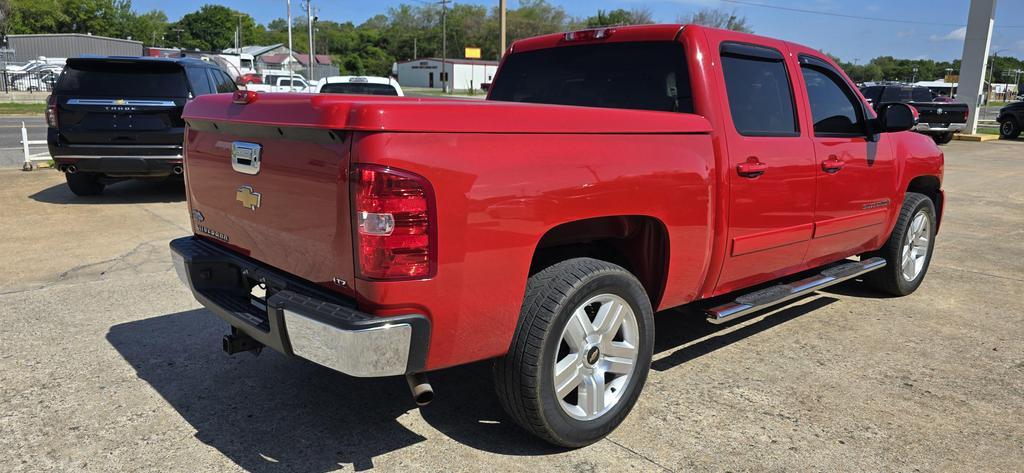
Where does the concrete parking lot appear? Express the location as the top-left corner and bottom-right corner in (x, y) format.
(1, 140), (1022, 472)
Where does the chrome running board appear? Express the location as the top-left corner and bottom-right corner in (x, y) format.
(705, 257), (887, 324)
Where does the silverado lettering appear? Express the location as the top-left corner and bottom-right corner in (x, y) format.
(171, 25), (943, 447)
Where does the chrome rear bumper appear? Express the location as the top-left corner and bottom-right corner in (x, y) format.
(170, 236), (430, 377)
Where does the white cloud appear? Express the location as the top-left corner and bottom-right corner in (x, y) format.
(930, 27), (966, 42)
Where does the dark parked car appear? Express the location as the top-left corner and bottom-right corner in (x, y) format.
(860, 84), (969, 145)
(996, 101), (1023, 139)
(47, 57), (237, 196)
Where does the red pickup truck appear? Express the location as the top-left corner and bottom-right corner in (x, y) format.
(171, 25), (943, 447)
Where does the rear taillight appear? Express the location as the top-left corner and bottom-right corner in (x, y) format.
(962, 110), (969, 121)
(353, 164), (435, 280)
(45, 96), (58, 128)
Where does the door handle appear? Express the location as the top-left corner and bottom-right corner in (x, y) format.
(822, 156), (846, 173)
(736, 158), (768, 178)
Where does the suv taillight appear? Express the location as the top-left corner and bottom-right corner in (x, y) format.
(45, 96), (58, 128)
(353, 164), (435, 280)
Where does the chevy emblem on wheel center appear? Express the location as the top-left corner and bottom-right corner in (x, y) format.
(236, 186), (261, 211)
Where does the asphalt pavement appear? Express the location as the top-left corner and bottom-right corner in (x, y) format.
(0, 140), (1022, 472)
(0, 115), (46, 169)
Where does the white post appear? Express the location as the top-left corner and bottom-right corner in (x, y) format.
(957, 0), (997, 135)
(21, 121), (30, 166)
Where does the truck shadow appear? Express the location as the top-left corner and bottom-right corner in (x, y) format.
(106, 289), (847, 470)
(106, 309), (558, 472)
(30, 178), (185, 205)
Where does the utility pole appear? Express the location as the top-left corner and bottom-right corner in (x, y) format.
(414, 37), (417, 60)
(438, 0), (450, 93)
(499, 0), (507, 58)
(306, 0), (315, 83)
(987, 49), (1006, 104)
(288, 0), (295, 89)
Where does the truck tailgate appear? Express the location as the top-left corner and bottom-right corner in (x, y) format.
(183, 122), (355, 293)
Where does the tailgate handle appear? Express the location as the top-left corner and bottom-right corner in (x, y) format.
(231, 142), (262, 175)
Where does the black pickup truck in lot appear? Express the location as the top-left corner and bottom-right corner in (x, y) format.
(860, 84), (968, 145)
(996, 100), (1023, 139)
(46, 57), (237, 195)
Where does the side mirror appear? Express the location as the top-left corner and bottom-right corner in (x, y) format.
(876, 103), (916, 133)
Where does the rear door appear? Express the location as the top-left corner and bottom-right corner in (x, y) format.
(709, 38), (818, 294)
(793, 52), (897, 266)
(54, 59), (189, 147)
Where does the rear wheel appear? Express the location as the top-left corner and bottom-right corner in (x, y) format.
(65, 172), (105, 196)
(494, 258), (654, 447)
(867, 193), (936, 296)
(1000, 118), (1020, 139)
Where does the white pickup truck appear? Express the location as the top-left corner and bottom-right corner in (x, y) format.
(245, 74), (315, 93)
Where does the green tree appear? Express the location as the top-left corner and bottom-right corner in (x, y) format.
(174, 4), (258, 51)
(678, 8), (753, 33)
(578, 8), (653, 28)
(124, 10), (168, 45)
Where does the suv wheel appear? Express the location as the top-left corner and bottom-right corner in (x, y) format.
(867, 192), (936, 296)
(65, 172), (105, 196)
(494, 258), (654, 447)
(1000, 118), (1020, 139)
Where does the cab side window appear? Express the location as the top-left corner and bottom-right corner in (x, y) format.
(720, 42), (798, 136)
(799, 59), (866, 136)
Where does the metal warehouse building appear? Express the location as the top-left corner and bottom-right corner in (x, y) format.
(396, 58), (499, 91)
(8, 34), (143, 62)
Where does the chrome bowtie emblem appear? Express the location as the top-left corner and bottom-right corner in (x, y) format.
(236, 185), (261, 211)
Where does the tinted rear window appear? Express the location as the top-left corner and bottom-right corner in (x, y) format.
(321, 82), (399, 96)
(881, 86), (913, 103)
(488, 41), (693, 113)
(56, 61), (188, 97)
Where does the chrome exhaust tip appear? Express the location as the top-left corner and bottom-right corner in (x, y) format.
(66, 164), (77, 174)
(406, 372), (433, 406)
(172, 165), (183, 175)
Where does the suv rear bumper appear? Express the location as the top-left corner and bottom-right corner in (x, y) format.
(169, 236), (430, 377)
(913, 123), (966, 133)
(54, 156), (182, 177)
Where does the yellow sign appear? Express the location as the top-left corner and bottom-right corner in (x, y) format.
(465, 47), (481, 59)
(945, 74), (959, 84)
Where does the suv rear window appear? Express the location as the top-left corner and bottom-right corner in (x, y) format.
(56, 61), (188, 98)
(321, 83), (399, 96)
(488, 41), (693, 113)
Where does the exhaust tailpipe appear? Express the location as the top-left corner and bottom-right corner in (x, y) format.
(406, 372), (433, 406)
(172, 165), (183, 175)
(66, 164), (77, 174)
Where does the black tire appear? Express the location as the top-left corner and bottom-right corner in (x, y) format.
(65, 172), (105, 196)
(493, 258), (654, 447)
(932, 132), (954, 145)
(866, 193), (936, 296)
(999, 117), (1020, 139)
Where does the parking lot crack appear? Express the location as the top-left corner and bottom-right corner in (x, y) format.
(602, 437), (676, 472)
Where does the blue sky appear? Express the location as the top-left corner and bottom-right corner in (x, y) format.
(132, 0), (1024, 62)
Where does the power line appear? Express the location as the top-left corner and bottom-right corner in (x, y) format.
(720, 0), (1024, 29)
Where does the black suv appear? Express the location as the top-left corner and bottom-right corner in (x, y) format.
(996, 101), (1023, 139)
(46, 57), (237, 195)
